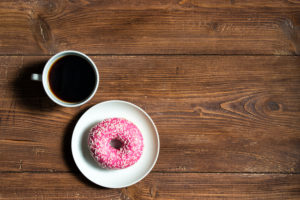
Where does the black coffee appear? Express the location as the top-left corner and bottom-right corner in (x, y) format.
(48, 55), (96, 103)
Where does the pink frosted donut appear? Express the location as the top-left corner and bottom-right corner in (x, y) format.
(88, 118), (143, 169)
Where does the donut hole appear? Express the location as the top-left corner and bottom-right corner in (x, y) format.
(110, 138), (123, 149)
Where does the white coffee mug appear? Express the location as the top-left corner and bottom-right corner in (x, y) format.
(31, 50), (99, 107)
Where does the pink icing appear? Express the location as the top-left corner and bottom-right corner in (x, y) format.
(88, 118), (144, 169)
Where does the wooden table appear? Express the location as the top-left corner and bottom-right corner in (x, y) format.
(1, 1), (300, 199)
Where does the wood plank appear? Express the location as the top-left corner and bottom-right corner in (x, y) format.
(0, 1), (300, 55)
(2, 0), (300, 10)
(0, 172), (299, 199)
(0, 55), (299, 173)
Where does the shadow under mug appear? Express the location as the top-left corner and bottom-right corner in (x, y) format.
(31, 50), (99, 107)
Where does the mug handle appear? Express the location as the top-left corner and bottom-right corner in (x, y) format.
(31, 73), (42, 81)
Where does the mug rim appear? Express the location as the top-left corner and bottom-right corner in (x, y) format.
(42, 50), (99, 107)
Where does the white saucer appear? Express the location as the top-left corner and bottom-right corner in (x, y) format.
(71, 100), (160, 188)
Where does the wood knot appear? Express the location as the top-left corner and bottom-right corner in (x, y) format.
(149, 185), (158, 198)
(192, 105), (203, 117)
(38, 0), (64, 14)
(120, 188), (133, 200)
(31, 15), (56, 53)
(267, 101), (280, 111)
(278, 17), (300, 55)
(209, 22), (218, 31)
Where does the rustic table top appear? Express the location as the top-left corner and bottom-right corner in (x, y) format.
(1, 1), (300, 199)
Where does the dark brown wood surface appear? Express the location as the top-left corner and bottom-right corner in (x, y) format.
(1, 173), (300, 199)
(1, 1), (300, 199)
(1, 0), (300, 55)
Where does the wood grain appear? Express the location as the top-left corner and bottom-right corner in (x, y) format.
(0, 1), (300, 55)
(1, 1), (300, 199)
(0, 172), (299, 199)
(0, 55), (299, 173)
(2, 0), (300, 10)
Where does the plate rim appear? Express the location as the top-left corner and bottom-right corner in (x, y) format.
(71, 100), (160, 188)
